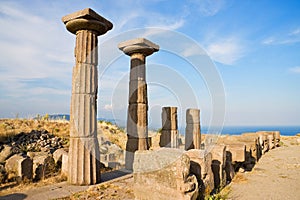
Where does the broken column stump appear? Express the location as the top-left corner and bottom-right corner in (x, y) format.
(185, 108), (201, 150)
(160, 107), (179, 148)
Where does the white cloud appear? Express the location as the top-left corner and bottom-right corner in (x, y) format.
(289, 28), (300, 36)
(104, 104), (113, 110)
(262, 37), (275, 45)
(289, 66), (300, 74)
(205, 38), (244, 65)
(190, 0), (227, 16)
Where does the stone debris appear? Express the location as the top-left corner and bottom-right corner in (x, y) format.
(185, 109), (201, 150)
(160, 107), (179, 148)
(5, 154), (33, 181)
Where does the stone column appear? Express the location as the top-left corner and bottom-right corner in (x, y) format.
(185, 108), (201, 150)
(160, 107), (179, 148)
(62, 8), (113, 185)
(118, 38), (159, 170)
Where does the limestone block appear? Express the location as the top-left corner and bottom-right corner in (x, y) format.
(33, 153), (55, 180)
(5, 154), (32, 180)
(130, 63), (146, 81)
(211, 144), (226, 188)
(127, 104), (148, 138)
(133, 148), (199, 200)
(0, 145), (13, 163)
(185, 123), (201, 150)
(128, 80), (147, 104)
(161, 107), (177, 130)
(70, 94), (97, 138)
(53, 148), (68, 165)
(68, 137), (101, 185)
(61, 153), (68, 176)
(185, 149), (214, 195)
(226, 144), (246, 163)
(159, 130), (178, 148)
(186, 109), (200, 124)
(125, 137), (149, 171)
(267, 134), (275, 150)
(274, 131), (280, 147)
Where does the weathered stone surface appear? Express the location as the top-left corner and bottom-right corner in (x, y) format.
(161, 107), (178, 130)
(5, 154), (32, 181)
(274, 131), (280, 147)
(185, 149), (214, 196)
(133, 148), (199, 200)
(226, 144), (246, 163)
(267, 133), (275, 150)
(159, 130), (178, 148)
(63, 8), (112, 185)
(53, 148), (68, 165)
(118, 38), (159, 56)
(68, 138), (101, 185)
(0, 164), (7, 183)
(211, 144), (226, 189)
(185, 123), (201, 150)
(128, 80), (147, 104)
(62, 8), (113, 35)
(186, 109), (200, 124)
(61, 153), (68, 176)
(127, 104), (148, 139)
(32, 153), (55, 181)
(0, 145), (13, 163)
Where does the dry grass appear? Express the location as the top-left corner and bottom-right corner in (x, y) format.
(231, 173), (248, 183)
(0, 119), (70, 142)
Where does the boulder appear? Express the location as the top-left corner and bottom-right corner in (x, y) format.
(5, 154), (32, 181)
(133, 148), (199, 200)
(32, 153), (55, 181)
(0, 145), (13, 163)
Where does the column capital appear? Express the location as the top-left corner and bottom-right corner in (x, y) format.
(118, 38), (159, 56)
(62, 8), (113, 36)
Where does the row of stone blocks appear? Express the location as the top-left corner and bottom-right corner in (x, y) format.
(133, 131), (281, 200)
(4, 148), (67, 182)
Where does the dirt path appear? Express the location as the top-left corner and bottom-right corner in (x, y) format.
(228, 138), (300, 200)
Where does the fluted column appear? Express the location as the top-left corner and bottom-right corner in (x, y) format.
(160, 107), (179, 148)
(118, 38), (159, 170)
(185, 108), (201, 150)
(62, 8), (112, 185)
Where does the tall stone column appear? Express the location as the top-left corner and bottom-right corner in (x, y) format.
(118, 38), (159, 170)
(62, 8), (113, 185)
(160, 107), (179, 148)
(185, 108), (201, 150)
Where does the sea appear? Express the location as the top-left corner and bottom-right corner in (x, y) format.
(200, 126), (300, 136)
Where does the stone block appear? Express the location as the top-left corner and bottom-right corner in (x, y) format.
(128, 80), (147, 104)
(226, 144), (246, 163)
(185, 123), (201, 150)
(186, 109), (200, 124)
(0, 145), (13, 163)
(185, 149), (214, 195)
(68, 137), (101, 185)
(127, 104), (148, 138)
(159, 130), (178, 148)
(274, 131), (280, 147)
(33, 153), (55, 181)
(53, 148), (68, 165)
(211, 144), (226, 188)
(133, 148), (199, 200)
(61, 153), (68, 176)
(5, 154), (32, 181)
(118, 38), (159, 56)
(161, 107), (177, 130)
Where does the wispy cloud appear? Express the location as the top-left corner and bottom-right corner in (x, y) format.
(189, 0), (227, 16)
(262, 28), (300, 45)
(289, 66), (300, 74)
(205, 38), (245, 65)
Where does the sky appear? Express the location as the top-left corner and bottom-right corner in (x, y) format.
(0, 0), (300, 129)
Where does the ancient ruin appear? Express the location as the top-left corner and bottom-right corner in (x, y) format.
(160, 107), (179, 148)
(185, 108), (201, 150)
(62, 8), (113, 185)
(118, 38), (159, 170)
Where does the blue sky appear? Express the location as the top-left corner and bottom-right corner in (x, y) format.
(0, 0), (300, 128)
